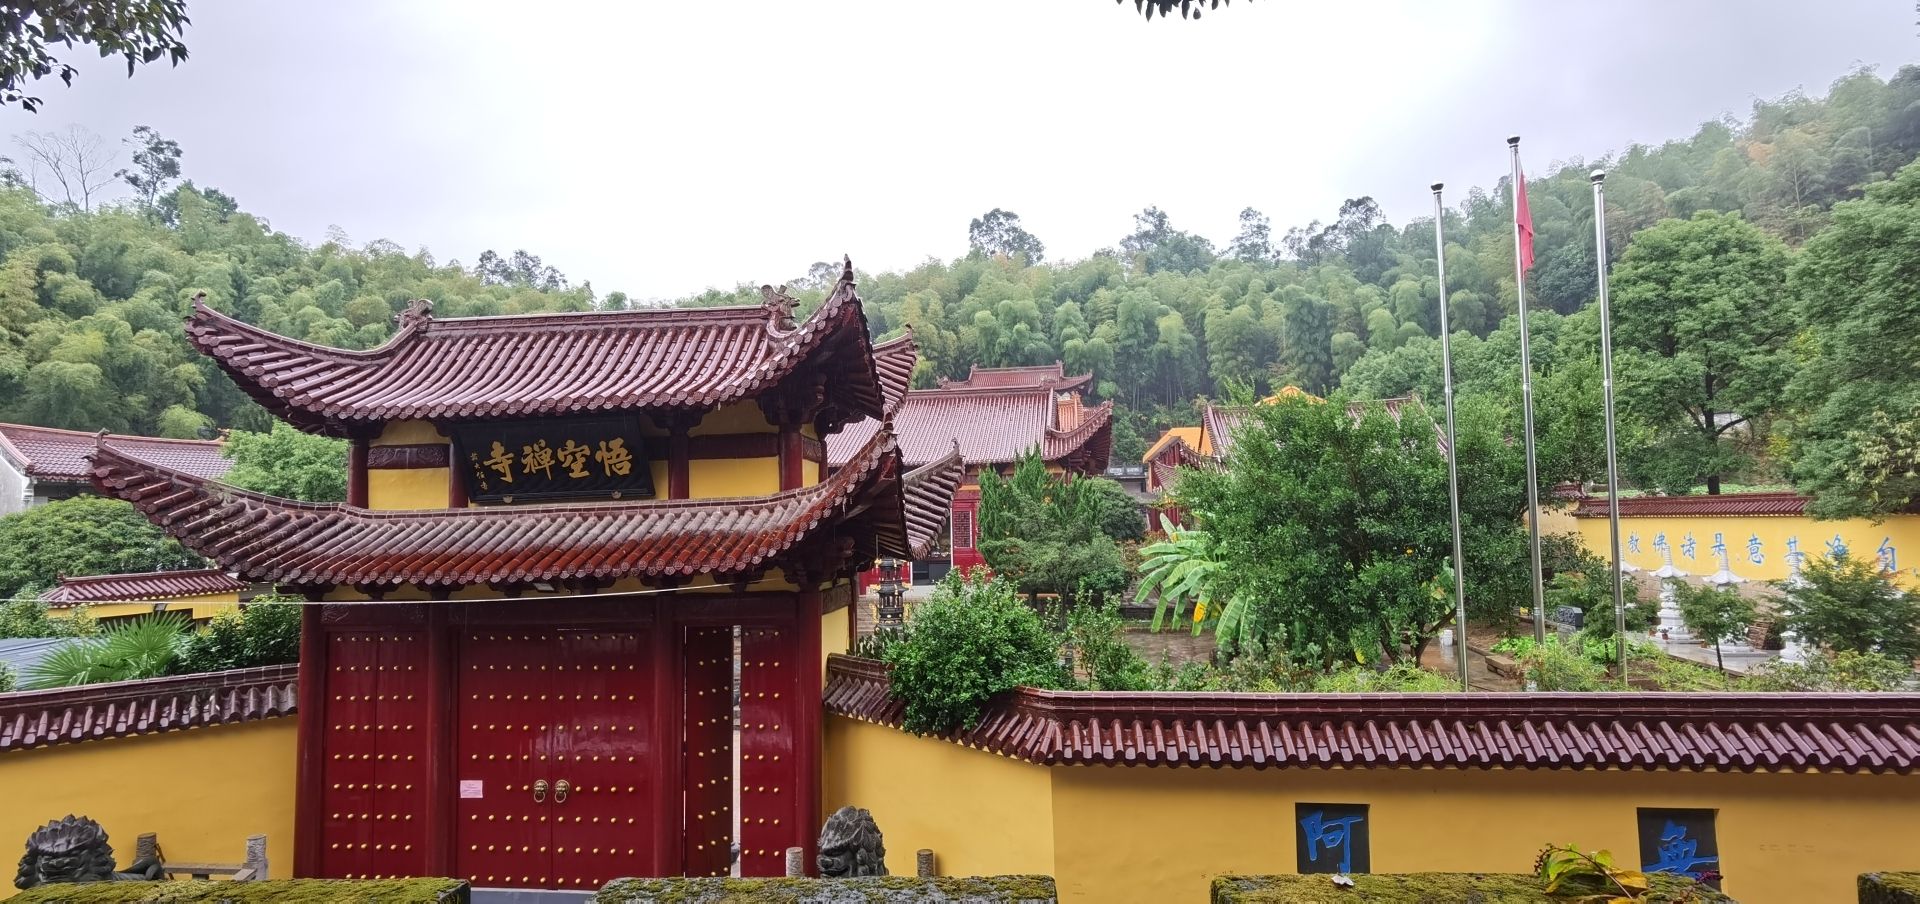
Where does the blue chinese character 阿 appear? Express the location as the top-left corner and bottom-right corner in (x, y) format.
(1643, 821), (1718, 879)
(1879, 538), (1898, 574)
(1300, 810), (1365, 875)
(1747, 534), (1764, 565)
(1681, 533), (1697, 560)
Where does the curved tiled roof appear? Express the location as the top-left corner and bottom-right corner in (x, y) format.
(1574, 492), (1813, 518)
(900, 443), (964, 559)
(1143, 426), (1206, 463)
(829, 391), (1113, 472)
(40, 568), (246, 607)
(89, 426), (923, 590)
(0, 664), (297, 752)
(937, 363), (1090, 393)
(185, 262), (885, 435)
(0, 422), (231, 482)
(825, 656), (1920, 774)
(871, 332), (918, 417)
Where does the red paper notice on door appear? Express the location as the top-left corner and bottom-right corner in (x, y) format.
(459, 780), (483, 799)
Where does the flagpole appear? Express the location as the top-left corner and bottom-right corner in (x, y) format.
(1591, 169), (1629, 684)
(1433, 182), (1471, 691)
(1509, 135), (1547, 643)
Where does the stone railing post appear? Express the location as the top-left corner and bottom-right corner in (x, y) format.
(243, 834), (268, 880)
(784, 846), (805, 877)
(916, 848), (936, 877)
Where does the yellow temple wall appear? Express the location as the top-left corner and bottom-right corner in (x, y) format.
(49, 592), (241, 623)
(819, 606), (849, 679)
(1573, 512), (1920, 592)
(689, 402), (774, 437)
(823, 717), (1055, 881)
(824, 716), (1920, 904)
(0, 719), (297, 894)
(370, 420), (451, 511)
(688, 457), (780, 498)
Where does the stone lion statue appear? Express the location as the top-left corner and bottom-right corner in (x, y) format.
(816, 806), (888, 878)
(15, 815), (162, 889)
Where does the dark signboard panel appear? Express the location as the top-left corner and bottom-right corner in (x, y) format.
(1637, 808), (1719, 886)
(1295, 802), (1369, 875)
(449, 416), (655, 504)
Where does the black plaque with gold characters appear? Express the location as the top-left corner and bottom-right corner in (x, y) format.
(449, 416), (655, 503)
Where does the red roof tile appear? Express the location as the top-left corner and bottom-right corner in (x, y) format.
(0, 422), (231, 483)
(936, 363), (1090, 393)
(901, 443), (964, 559)
(185, 263), (885, 435)
(829, 391), (1113, 472)
(1574, 492), (1813, 518)
(872, 332), (918, 417)
(826, 656), (1920, 774)
(40, 568), (246, 607)
(89, 426), (921, 590)
(0, 664), (297, 752)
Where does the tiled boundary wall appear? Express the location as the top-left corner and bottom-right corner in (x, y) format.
(822, 655), (1920, 904)
(1567, 492), (1920, 593)
(0, 665), (298, 894)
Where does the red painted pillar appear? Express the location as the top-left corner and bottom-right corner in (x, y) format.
(422, 606), (453, 875)
(795, 585), (824, 870)
(293, 603), (327, 877)
(668, 421), (690, 500)
(649, 598), (681, 875)
(779, 425), (803, 491)
(347, 438), (368, 507)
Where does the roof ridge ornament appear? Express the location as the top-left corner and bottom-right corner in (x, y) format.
(395, 298), (433, 331)
(760, 283), (799, 333)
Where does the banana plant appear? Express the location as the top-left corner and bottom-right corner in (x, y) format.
(1135, 514), (1223, 636)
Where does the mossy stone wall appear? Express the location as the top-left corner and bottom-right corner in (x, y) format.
(589, 875), (1058, 903)
(1861, 873), (1920, 904)
(9, 878), (470, 903)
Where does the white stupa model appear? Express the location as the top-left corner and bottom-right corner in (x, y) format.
(1651, 536), (1690, 642)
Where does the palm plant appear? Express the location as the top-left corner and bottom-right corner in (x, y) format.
(25, 613), (187, 689)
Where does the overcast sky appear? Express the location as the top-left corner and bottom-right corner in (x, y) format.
(2, 0), (1913, 300)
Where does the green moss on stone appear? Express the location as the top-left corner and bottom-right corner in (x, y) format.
(11, 878), (470, 904)
(588, 875), (1058, 903)
(1861, 873), (1920, 904)
(1210, 873), (1733, 903)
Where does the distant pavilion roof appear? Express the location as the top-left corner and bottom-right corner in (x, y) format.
(0, 422), (231, 483)
(40, 568), (246, 607)
(88, 423), (956, 592)
(185, 261), (886, 435)
(935, 363), (1089, 393)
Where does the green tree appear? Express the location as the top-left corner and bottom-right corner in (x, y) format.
(0, 497), (195, 599)
(1773, 553), (1920, 661)
(976, 452), (1129, 599)
(116, 124), (181, 212)
(1610, 212), (1793, 494)
(966, 208), (1045, 264)
(174, 596), (302, 674)
(221, 422), (350, 502)
(1786, 160), (1920, 517)
(0, 0), (191, 112)
(880, 571), (1067, 733)
(1673, 582), (1756, 671)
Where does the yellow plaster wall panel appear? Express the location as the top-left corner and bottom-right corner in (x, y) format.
(374, 420), (447, 446)
(49, 593), (240, 623)
(822, 717), (1055, 880)
(688, 457), (780, 498)
(649, 458), (668, 496)
(689, 402), (774, 437)
(1047, 764), (1920, 904)
(1576, 513), (1920, 591)
(820, 606), (850, 678)
(367, 468), (450, 511)
(0, 719), (297, 891)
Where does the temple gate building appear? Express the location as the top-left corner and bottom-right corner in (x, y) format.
(828, 356), (1112, 575)
(91, 263), (960, 891)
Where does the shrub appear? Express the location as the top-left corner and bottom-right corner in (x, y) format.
(173, 597), (302, 674)
(0, 662), (14, 692)
(1064, 598), (1154, 691)
(881, 571), (1068, 733)
(0, 596), (97, 639)
(977, 453), (1130, 600)
(1741, 650), (1913, 691)
(1309, 662), (1457, 692)
(1674, 582), (1757, 671)
(1646, 656), (1735, 691)
(1512, 635), (1606, 691)
(1774, 553), (1920, 660)
(1545, 563), (1654, 643)
(26, 613), (188, 689)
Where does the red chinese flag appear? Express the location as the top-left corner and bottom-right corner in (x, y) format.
(1515, 164), (1536, 272)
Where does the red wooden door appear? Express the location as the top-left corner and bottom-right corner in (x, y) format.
(682, 626), (736, 877)
(318, 631), (429, 880)
(547, 629), (655, 891)
(737, 625), (803, 877)
(454, 629), (554, 889)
